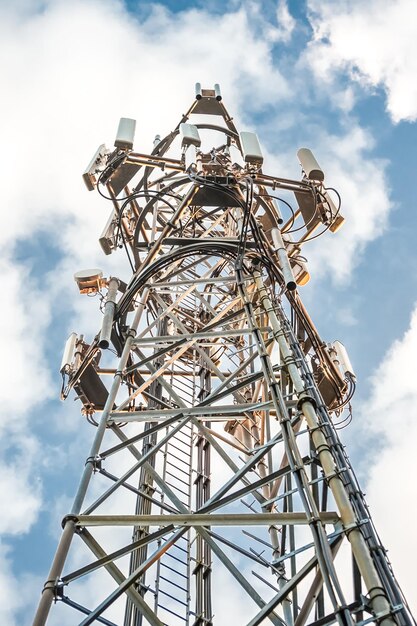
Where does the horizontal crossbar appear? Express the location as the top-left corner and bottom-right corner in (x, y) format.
(74, 512), (339, 527)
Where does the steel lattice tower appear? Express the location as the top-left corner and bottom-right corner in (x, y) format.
(34, 85), (415, 626)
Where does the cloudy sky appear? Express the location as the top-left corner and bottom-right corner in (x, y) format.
(1, 0), (417, 623)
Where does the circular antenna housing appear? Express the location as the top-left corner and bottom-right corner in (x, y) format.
(74, 269), (103, 294)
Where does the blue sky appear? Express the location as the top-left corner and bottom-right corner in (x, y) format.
(1, 0), (417, 623)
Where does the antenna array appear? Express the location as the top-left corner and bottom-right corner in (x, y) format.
(34, 85), (414, 626)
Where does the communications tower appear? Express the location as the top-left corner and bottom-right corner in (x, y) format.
(34, 85), (415, 626)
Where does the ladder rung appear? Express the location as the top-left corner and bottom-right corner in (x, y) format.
(165, 452), (191, 468)
(165, 552), (188, 567)
(177, 423), (193, 432)
(160, 562), (188, 579)
(167, 443), (190, 463)
(157, 603), (187, 621)
(165, 469), (190, 486)
(165, 460), (192, 476)
(172, 432), (193, 445)
(159, 574), (188, 594)
(167, 441), (192, 457)
(173, 377), (194, 388)
(164, 481), (190, 497)
(175, 378), (194, 388)
(158, 588), (188, 607)
(168, 542), (189, 555)
(169, 453), (191, 466)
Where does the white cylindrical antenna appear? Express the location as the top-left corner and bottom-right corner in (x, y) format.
(331, 340), (356, 380)
(271, 228), (297, 291)
(114, 118), (136, 150)
(180, 123), (201, 148)
(214, 83), (222, 101)
(272, 198), (284, 225)
(153, 134), (161, 150)
(60, 333), (78, 374)
(195, 82), (202, 100)
(297, 148), (324, 182)
(239, 131), (264, 166)
(99, 277), (119, 350)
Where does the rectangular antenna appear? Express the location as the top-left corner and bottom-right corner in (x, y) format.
(115, 118), (136, 150)
(240, 132), (264, 166)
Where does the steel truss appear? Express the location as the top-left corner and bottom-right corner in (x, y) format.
(33, 85), (415, 626)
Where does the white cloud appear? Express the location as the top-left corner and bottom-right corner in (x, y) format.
(275, 0), (296, 42)
(0, 457), (41, 535)
(0, 259), (53, 416)
(0, 449), (42, 542)
(0, 543), (22, 626)
(0, 257), (49, 535)
(238, 0), (297, 46)
(306, 0), (417, 123)
(360, 303), (417, 613)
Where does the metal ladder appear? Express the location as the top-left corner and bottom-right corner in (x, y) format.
(153, 386), (194, 625)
